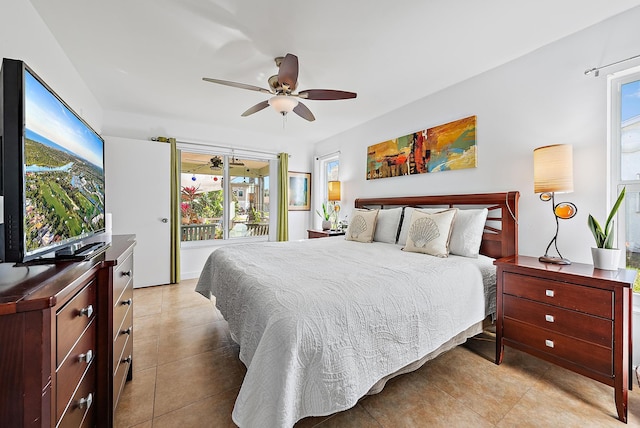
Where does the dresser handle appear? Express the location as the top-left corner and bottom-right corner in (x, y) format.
(122, 327), (132, 335)
(78, 349), (93, 364)
(122, 355), (132, 364)
(122, 298), (133, 306)
(78, 304), (93, 318)
(121, 270), (132, 277)
(77, 392), (93, 410)
(545, 289), (555, 297)
(545, 314), (555, 323)
(545, 339), (555, 348)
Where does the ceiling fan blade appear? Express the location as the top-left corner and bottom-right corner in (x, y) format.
(278, 53), (299, 90)
(202, 77), (272, 94)
(241, 100), (270, 117)
(293, 102), (315, 122)
(298, 89), (357, 100)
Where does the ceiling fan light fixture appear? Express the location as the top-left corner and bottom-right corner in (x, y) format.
(268, 95), (298, 115)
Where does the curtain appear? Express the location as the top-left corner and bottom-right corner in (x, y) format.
(169, 138), (180, 283)
(277, 153), (289, 241)
(156, 136), (180, 284)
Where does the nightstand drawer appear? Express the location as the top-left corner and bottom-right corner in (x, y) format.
(503, 295), (612, 348)
(503, 318), (612, 376)
(503, 272), (613, 319)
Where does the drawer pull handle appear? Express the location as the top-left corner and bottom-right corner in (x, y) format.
(78, 350), (93, 364)
(122, 355), (132, 364)
(122, 270), (132, 277)
(122, 298), (133, 306)
(122, 327), (132, 335)
(545, 339), (555, 348)
(78, 304), (94, 318)
(77, 392), (93, 410)
(545, 289), (555, 297)
(545, 314), (555, 323)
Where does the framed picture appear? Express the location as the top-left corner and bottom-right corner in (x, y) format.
(288, 171), (311, 211)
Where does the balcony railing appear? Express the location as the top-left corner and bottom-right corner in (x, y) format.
(181, 222), (269, 242)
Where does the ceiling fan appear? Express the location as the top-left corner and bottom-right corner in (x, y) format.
(202, 53), (357, 122)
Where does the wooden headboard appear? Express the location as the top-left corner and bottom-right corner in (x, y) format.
(354, 191), (519, 259)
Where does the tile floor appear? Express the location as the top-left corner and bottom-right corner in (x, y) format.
(115, 279), (640, 427)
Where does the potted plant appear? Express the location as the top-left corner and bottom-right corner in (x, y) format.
(316, 203), (333, 230)
(587, 187), (625, 270)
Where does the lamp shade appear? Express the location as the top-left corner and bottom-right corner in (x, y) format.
(268, 95), (298, 115)
(328, 181), (341, 201)
(533, 144), (574, 193)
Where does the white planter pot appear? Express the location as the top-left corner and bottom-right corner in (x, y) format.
(321, 220), (332, 230)
(591, 247), (621, 271)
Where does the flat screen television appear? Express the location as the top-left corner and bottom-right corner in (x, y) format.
(1, 58), (105, 263)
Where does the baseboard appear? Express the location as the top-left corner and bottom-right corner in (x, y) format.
(180, 270), (201, 281)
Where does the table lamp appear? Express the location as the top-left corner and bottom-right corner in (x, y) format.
(533, 144), (577, 264)
(328, 181), (341, 230)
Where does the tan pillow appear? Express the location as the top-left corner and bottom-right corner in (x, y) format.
(402, 208), (457, 257)
(345, 209), (379, 243)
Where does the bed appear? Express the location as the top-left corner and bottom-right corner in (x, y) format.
(195, 191), (519, 428)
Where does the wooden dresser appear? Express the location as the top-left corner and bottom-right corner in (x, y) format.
(0, 234), (136, 427)
(495, 255), (637, 423)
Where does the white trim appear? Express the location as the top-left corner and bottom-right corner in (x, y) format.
(176, 140), (278, 160)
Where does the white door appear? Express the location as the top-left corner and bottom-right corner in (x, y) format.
(105, 136), (171, 287)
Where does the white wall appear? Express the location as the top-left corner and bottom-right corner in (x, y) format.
(1, 0), (103, 132)
(314, 7), (640, 265)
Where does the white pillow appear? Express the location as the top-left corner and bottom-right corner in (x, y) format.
(397, 207), (445, 246)
(373, 207), (403, 244)
(449, 208), (488, 258)
(402, 208), (457, 257)
(345, 209), (379, 243)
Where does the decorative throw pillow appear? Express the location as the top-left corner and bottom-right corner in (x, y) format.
(402, 208), (457, 257)
(397, 207), (446, 246)
(345, 209), (379, 243)
(373, 207), (403, 244)
(449, 208), (489, 258)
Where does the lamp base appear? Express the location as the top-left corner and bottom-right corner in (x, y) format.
(539, 255), (571, 265)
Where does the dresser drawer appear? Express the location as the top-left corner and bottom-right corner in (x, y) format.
(503, 318), (613, 376)
(113, 335), (133, 408)
(113, 284), (133, 341)
(503, 295), (613, 348)
(113, 304), (133, 374)
(56, 320), (96, 421)
(57, 280), (97, 366)
(113, 253), (133, 307)
(502, 272), (613, 319)
(57, 363), (96, 428)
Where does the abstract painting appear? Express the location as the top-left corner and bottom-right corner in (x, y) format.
(366, 115), (477, 180)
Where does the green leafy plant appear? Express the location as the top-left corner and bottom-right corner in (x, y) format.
(316, 203), (332, 221)
(587, 187), (626, 249)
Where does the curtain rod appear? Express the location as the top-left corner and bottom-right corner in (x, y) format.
(584, 53), (640, 77)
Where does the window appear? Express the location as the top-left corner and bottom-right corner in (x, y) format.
(611, 69), (640, 291)
(315, 153), (340, 227)
(180, 149), (272, 242)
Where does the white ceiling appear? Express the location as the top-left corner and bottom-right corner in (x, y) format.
(29, 0), (640, 145)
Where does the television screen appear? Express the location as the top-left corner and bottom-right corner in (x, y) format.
(1, 58), (105, 262)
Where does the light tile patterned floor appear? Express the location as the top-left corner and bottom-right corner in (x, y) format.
(115, 279), (640, 427)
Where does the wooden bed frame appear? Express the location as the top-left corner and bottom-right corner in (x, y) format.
(354, 191), (520, 259)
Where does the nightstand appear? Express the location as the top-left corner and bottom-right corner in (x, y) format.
(495, 255), (637, 423)
(307, 229), (346, 239)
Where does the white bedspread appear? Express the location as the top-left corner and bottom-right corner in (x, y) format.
(195, 238), (495, 428)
